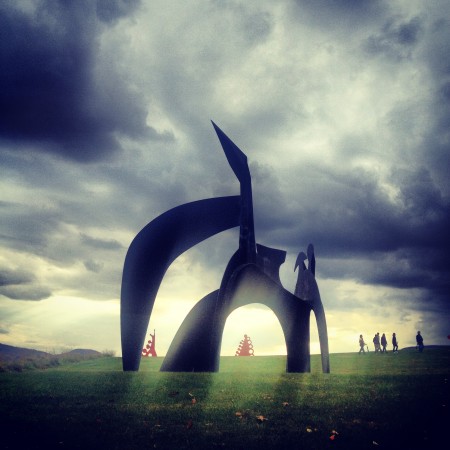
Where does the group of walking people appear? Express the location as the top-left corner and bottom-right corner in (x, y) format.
(358, 331), (425, 353)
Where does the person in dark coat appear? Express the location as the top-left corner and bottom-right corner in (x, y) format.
(416, 331), (424, 352)
(392, 333), (398, 353)
(359, 335), (366, 354)
(380, 333), (387, 353)
(373, 333), (381, 352)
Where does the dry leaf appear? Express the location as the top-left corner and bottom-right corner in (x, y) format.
(282, 402), (289, 407)
(235, 412), (242, 417)
(306, 427), (313, 433)
(256, 415), (268, 423)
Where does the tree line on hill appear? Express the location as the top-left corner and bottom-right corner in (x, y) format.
(0, 343), (115, 372)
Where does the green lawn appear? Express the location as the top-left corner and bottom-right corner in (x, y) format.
(1, 349), (449, 449)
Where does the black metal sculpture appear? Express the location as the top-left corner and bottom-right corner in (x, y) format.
(121, 122), (330, 373)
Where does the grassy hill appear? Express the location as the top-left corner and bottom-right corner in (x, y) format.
(0, 343), (51, 359)
(0, 343), (104, 372)
(1, 348), (449, 450)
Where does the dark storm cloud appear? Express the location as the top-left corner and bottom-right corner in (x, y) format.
(0, 285), (51, 301)
(0, 0), (154, 162)
(420, 15), (450, 195)
(366, 251), (449, 293)
(256, 166), (401, 253)
(0, 200), (61, 253)
(0, 267), (34, 287)
(96, 0), (141, 24)
(364, 16), (423, 60)
(83, 259), (104, 273)
(290, 0), (384, 29)
(0, 267), (51, 301)
(251, 157), (450, 313)
(80, 234), (123, 250)
(142, 2), (277, 161)
(319, 249), (448, 293)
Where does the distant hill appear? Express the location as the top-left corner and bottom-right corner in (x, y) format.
(0, 343), (51, 360)
(59, 349), (102, 357)
(0, 343), (101, 361)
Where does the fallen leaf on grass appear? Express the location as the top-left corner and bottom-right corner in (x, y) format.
(329, 430), (339, 441)
(256, 415), (268, 423)
(235, 412), (242, 418)
(282, 402), (289, 407)
(191, 397), (197, 405)
(306, 427), (313, 433)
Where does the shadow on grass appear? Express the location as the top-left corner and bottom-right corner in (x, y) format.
(1, 350), (449, 449)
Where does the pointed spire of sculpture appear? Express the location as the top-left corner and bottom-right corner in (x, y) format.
(212, 121), (256, 263)
(211, 121), (250, 184)
(295, 251), (307, 272)
(307, 243), (315, 275)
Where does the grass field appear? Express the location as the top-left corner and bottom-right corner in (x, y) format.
(1, 349), (449, 450)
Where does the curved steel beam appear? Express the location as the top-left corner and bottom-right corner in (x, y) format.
(121, 196), (240, 371)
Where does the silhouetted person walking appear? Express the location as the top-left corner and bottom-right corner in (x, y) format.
(359, 335), (366, 354)
(392, 333), (398, 353)
(416, 331), (424, 352)
(373, 333), (380, 352)
(381, 333), (387, 353)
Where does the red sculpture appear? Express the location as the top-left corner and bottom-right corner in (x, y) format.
(142, 329), (157, 357)
(235, 334), (254, 356)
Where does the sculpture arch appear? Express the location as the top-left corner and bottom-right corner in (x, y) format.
(223, 303), (285, 356)
(121, 122), (330, 373)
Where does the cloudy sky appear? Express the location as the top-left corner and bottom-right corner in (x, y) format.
(1, 0), (449, 359)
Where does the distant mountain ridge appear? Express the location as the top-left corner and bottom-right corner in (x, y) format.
(0, 343), (101, 361)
